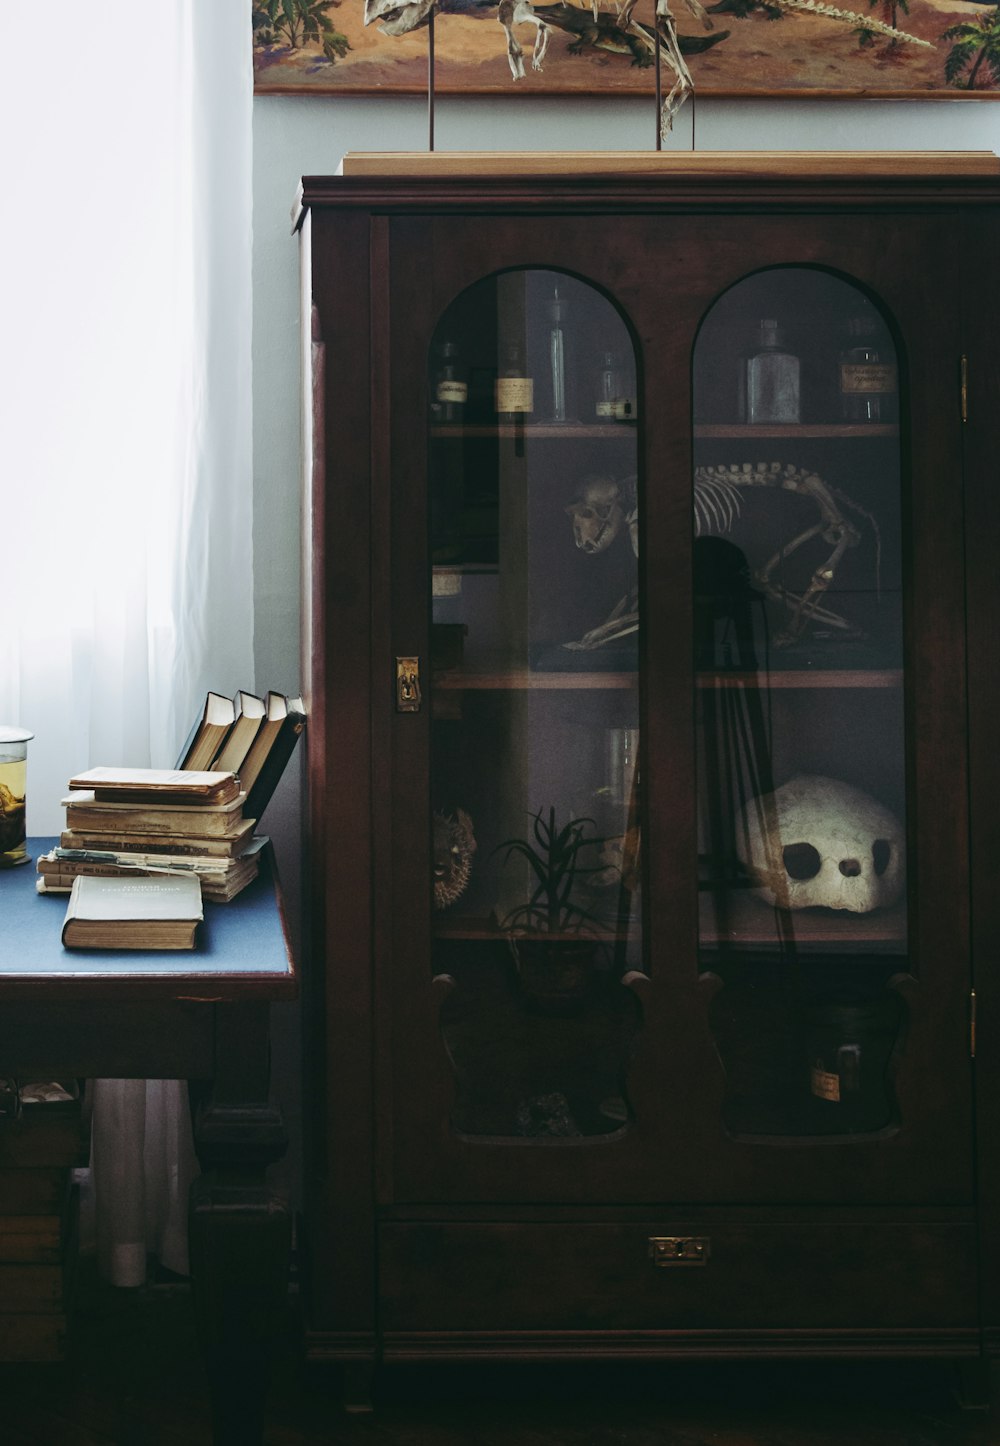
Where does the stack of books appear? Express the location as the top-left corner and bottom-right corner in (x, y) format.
(36, 688), (305, 905)
(0, 1081), (87, 1362)
(38, 768), (262, 903)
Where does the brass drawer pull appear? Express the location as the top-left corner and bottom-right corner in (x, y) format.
(648, 1236), (710, 1267)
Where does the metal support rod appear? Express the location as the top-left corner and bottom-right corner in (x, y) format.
(654, 18), (662, 151)
(428, 7), (436, 151)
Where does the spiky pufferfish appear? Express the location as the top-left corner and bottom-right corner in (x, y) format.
(433, 808), (477, 909)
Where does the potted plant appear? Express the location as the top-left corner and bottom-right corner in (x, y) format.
(494, 806), (615, 1012)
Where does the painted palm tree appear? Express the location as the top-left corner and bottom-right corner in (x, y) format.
(869, 0), (909, 45)
(943, 6), (1000, 89)
(253, 0), (350, 62)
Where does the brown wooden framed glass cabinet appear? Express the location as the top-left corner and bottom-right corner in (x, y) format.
(295, 152), (1000, 1407)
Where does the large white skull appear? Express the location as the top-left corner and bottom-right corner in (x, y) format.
(564, 476), (625, 554)
(736, 774), (905, 913)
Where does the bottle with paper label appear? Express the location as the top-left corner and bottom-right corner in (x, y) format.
(495, 341), (534, 421)
(840, 312), (896, 422)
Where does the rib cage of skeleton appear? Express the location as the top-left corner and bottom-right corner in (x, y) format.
(563, 464), (879, 650)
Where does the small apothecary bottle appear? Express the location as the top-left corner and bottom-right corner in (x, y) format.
(495, 341), (534, 421)
(839, 313), (896, 422)
(595, 351), (638, 422)
(430, 340), (467, 422)
(746, 319), (800, 424)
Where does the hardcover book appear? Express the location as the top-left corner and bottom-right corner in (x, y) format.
(210, 691), (266, 776)
(61, 874), (204, 950)
(38, 845), (261, 903)
(67, 767), (240, 807)
(176, 691), (236, 771)
(62, 792), (247, 838)
(59, 821), (256, 857)
(240, 693), (306, 822)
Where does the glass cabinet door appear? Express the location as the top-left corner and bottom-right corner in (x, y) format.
(427, 269), (646, 1142)
(387, 208), (972, 1208)
(693, 268), (907, 1139)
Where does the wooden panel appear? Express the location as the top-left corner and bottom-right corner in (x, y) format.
(964, 206), (1000, 1336)
(0, 1001), (215, 1079)
(380, 1220), (979, 1333)
(301, 205), (378, 1345)
(336, 152), (1000, 181)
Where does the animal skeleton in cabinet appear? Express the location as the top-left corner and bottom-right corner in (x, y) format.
(563, 462), (879, 651)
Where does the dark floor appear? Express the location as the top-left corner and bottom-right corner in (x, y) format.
(3, 1265), (1000, 1445)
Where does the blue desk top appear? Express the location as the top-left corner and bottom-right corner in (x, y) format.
(0, 839), (296, 999)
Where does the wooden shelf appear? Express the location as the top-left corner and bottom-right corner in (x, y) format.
(435, 901), (905, 950)
(433, 422), (894, 441)
(698, 669), (902, 689)
(433, 668), (899, 691)
(431, 422), (637, 440)
(695, 423), (898, 440)
(434, 669), (637, 690)
(434, 917), (627, 943)
(700, 893), (907, 950)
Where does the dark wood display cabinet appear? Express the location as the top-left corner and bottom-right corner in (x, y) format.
(295, 152), (1000, 1406)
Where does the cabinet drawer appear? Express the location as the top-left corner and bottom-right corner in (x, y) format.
(380, 1221), (977, 1333)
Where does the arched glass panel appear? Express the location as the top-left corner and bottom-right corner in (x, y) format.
(428, 269), (643, 1142)
(693, 269), (906, 1140)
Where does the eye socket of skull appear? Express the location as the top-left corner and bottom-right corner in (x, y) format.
(872, 839), (892, 877)
(576, 506), (597, 520)
(782, 841), (822, 881)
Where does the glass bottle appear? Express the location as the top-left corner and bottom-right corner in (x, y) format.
(596, 350), (619, 419)
(495, 340), (534, 422)
(746, 319), (800, 425)
(595, 351), (638, 422)
(839, 313), (896, 423)
(430, 340), (467, 423)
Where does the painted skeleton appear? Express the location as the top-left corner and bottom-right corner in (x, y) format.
(364, 0), (932, 139)
(564, 463), (878, 649)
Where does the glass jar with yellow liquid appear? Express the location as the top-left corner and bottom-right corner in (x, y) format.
(0, 726), (32, 867)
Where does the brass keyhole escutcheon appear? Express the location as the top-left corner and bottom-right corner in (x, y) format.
(396, 656), (421, 713)
(648, 1236), (710, 1267)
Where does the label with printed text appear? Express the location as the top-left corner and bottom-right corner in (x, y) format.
(810, 1065), (841, 1102)
(437, 380), (468, 403)
(840, 363), (897, 394)
(495, 377), (534, 413)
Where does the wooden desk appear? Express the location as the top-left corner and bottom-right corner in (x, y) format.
(1, 839), (297, 1446)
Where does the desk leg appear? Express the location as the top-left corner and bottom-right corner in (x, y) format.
(188, 1004), (290, 1446)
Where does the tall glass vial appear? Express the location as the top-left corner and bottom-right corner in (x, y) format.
(547, 285), (569, 423)
(746, 319), (800, 425)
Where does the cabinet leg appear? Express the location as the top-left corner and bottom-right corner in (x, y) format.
(342, 1357), (376, 1413)
(953, 1356), (992, 1411)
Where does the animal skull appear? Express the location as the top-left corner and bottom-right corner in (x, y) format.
(736, 774), (904, 914)
(564, 476), (625, 554)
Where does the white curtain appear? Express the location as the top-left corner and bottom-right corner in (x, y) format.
(0, 2), (255, 1283)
